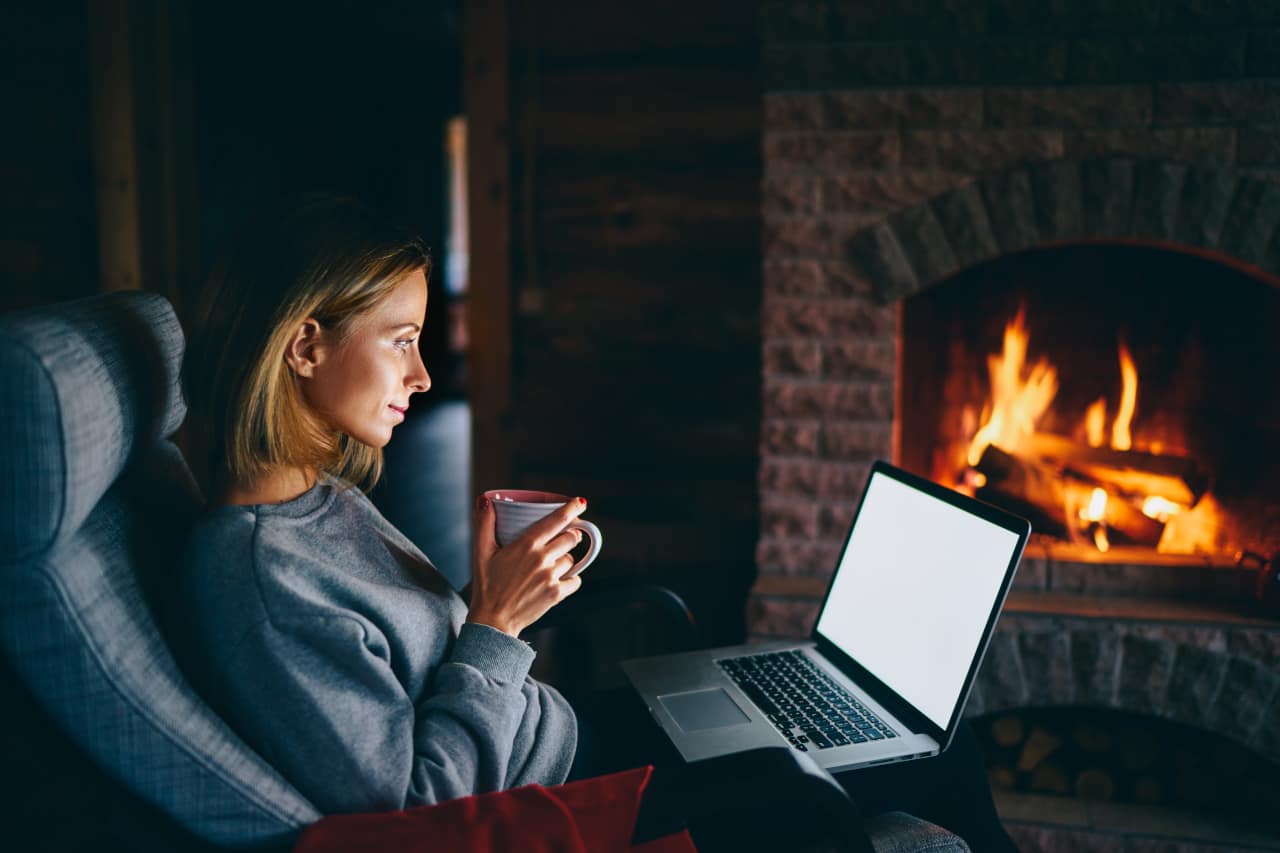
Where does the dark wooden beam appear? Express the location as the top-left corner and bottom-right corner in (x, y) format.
(88, 0), (197, 314)
(89, 0), (143, 293)
(465, 0), (513, 497)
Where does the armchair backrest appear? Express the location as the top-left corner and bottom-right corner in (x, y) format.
(0, 293), (319, 848)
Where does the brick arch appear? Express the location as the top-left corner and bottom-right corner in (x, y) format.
(844, 159), (1280, 303)
(965, 617), (1280, 769)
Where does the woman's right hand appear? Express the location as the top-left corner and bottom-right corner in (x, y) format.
(465, 495), (586, 637)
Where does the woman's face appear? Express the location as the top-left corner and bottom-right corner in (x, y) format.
(300, 268), (431, 448)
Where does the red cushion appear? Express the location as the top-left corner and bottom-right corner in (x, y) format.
(294, 766), (696, 852)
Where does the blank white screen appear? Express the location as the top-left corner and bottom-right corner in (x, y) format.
(815, 472), (1020, 729)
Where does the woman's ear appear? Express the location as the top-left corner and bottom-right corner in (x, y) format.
(283, 318), (326, 378)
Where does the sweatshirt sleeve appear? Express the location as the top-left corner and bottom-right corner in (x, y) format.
(219, 614), (543, 814)
(503, 677), (578, 790)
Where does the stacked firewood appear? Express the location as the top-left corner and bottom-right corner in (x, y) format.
(979, 710), (1272, 816)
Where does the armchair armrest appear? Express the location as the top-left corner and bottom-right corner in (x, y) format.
(527, 579), (699, 651)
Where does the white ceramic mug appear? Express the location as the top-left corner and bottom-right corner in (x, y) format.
(484, 489), (603, 577)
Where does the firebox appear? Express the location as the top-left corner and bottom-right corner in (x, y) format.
(899, 243), (1280, 567)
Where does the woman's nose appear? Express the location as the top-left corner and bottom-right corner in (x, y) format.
(408, 349), (431, 393)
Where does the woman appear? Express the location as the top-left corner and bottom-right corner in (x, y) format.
(174, 196), (584, 815)
(174, 196), (1017, 850)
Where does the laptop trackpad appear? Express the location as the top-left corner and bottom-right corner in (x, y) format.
(658, 689), (751, 732)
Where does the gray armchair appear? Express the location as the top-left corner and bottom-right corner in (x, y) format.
(0, 292), (967, 852)
(0, 292), (315, 850)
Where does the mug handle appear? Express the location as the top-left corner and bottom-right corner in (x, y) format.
(565, 520), (602, 577)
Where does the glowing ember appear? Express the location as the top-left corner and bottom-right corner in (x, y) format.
(1141, 496), (1182, 522)
(1083, 487), (1108, 523)
(1157, 493), (1224, 554)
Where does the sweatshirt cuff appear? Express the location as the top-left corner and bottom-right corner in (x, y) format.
(452, 622), (536, 684)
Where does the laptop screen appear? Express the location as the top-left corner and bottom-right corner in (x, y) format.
(814, 469), (1023, 730)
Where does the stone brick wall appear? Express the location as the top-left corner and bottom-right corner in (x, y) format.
(752, 0), (1280, 639)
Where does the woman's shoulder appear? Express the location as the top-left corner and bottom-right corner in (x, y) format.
(187, 505), (257, 563)
(181, 500), (354, 627)
(189, 477), (342, 549)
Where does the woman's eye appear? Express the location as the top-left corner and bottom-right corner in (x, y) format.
(393, 338), (415, 352)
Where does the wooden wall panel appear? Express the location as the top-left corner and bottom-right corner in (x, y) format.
(1, 5), (99, 313)
(465, 0), (515, 498)
(498, 1), (762, 643)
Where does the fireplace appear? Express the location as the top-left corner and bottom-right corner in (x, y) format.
(753, 4), (1280, 843)
(753, 155), (1280, 848)
(899, 242), (1280, 565)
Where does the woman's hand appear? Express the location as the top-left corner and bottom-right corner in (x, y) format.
(465, 496), (586, 637)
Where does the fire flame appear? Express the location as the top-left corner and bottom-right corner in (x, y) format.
(1141, 496), (1181, 522)
(1112, 344), (1137, 451)
(1081, 487), (1111, 552)
(966, 309), (1057, 466)
(1084, 399), (1106, 447)
(966, 310), (1140, 464)
(963, 310), (1221, 556)
(1083, 487), (1107, 522)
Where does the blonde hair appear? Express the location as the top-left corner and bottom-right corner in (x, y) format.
(184, 196), (429, 495)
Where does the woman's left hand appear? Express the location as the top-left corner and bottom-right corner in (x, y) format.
(464, 495), (586, 637)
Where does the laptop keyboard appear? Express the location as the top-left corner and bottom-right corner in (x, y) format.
(718, 650), (898, 751)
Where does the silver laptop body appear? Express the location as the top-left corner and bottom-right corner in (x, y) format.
(623, 460), (1030, 774)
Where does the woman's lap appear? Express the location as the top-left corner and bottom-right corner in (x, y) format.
(570, 688), (1017, 851)
(834, 723), (1018, 852)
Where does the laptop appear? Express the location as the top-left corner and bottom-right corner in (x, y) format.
(622, 460), (1030, 773)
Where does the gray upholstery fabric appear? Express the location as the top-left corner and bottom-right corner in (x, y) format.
(0, 293), (318, 848)
(0, 292), (185, 560)
(866, 811), (972, 852)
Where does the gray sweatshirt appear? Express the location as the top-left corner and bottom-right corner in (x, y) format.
(170, 476), (577, 815)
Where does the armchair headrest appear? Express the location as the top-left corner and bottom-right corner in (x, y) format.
(0, 292), (187, 563)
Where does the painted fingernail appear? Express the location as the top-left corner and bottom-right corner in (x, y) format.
(476, 496), (489, 512)
(577, 497), (587, 507)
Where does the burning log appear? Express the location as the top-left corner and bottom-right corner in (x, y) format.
(1025, 433), (1209, 506)
(973, 445), (1071, 538)
(1089, 492), (1166, 548)
(973, 445), (1168, 548)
